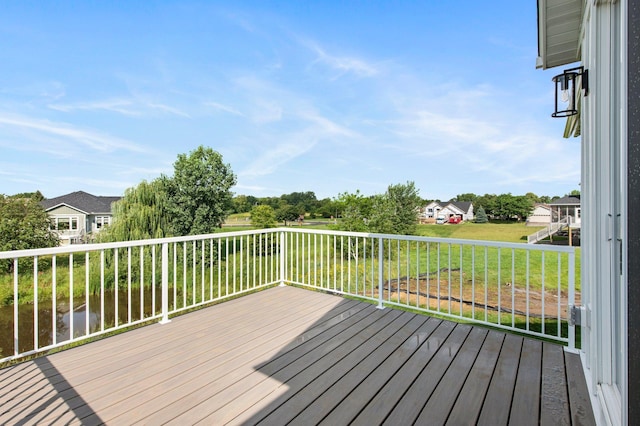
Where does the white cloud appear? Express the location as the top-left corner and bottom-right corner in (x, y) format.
(302, 40), (378, 79)
(48, 99), (141, 116)
(147, 102), (191, 118)
(240, 111), (357, 177)
(0, 114), (148, 153)
(0, 81), (66, 102)
(250, 99), (283, 124)
(48, 98), (191, 118)
(204, 101), (244, 116)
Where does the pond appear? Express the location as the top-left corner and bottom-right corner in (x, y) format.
(0, 288), (162, 358)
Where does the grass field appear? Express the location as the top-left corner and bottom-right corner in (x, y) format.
(227, 215), (546, 244)
(416, 222), (544, 243)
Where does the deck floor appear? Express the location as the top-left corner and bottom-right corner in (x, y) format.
(0, 286), (595, 425)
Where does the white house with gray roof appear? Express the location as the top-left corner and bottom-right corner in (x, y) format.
(421, 201), (474, 222)
(40, 191), (121, 244)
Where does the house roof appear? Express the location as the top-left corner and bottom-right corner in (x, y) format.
(451, 201), (472, 213)
(41, 191), (121, 214)
(536, 0), (583, 70)
(550, 195), (580, 206)
(533, 203), (552, 211)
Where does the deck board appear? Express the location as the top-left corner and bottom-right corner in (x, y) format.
(0, 285), (596, 425)
(509, 337), (542, 425)
(445, 330), (505, 425)
(540, 342), (571, 425)
(476, 333), (523, 425)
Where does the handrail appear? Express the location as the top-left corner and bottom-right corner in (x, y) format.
(0, 227), (577, 363)
(527, 216), (571, 244)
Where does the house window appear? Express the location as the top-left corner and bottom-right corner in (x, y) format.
(96, 216), (110, 229)
(57, 217), (70, 231)
(427, 208), (433, 213)
(51, 216), (79, 231)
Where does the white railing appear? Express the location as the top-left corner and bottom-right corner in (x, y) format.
(281, 228), (577, 348)
(0, 229), (282, 363)
(0, 227), (577, 363)
(527, 216), (571, 244)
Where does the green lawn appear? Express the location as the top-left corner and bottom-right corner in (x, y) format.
(416, 222), (544, 243)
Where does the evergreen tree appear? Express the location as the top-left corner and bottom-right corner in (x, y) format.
(475, 206), (489, 223)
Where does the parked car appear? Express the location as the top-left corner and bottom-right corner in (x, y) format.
(448, 216), (462, 224)
(436, 215), (447, 224)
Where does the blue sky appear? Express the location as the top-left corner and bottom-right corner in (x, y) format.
(0, 1), (579, 201)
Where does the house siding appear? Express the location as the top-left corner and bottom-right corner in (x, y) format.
(48, 205), (85, 216)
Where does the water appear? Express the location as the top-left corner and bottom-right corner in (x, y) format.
(0, 288), (162, 358)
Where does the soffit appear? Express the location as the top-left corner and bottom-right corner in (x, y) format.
(537, 0), (583, 69)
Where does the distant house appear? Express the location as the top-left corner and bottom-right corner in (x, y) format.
(526, 203), (552, 226)
(550, 195), (581, 227)
(420, 201), (474, 222)
(421, 201), (444, 221)
(40, 191), (121, 244)
(445, 201), (474, 222)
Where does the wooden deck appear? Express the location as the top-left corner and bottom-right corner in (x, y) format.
(0, 286), (595, 425)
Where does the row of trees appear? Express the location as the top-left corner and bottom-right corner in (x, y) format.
(232, 192), (337, 220)
(452, 190), (579, 221)
(245, 189), (580, 225)
(249, 181), (423, 235)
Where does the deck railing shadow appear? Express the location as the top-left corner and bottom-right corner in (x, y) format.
(0, 356), (103, 424)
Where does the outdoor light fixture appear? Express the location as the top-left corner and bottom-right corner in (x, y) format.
(552, 66), (589, 117)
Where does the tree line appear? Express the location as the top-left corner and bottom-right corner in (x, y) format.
(0, 142), (580, 254)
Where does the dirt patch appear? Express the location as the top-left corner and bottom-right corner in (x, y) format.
(374, 270), (581, 320)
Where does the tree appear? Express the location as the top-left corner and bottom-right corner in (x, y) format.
(102, 146), (236, 241)
(476, 194), (498, 217)
(275, 204), (302, 226)
(333, 190), (372, 230)
(280, 191), (318, 213)
(10, 191), (45, 202)
(232, 195), (255, 214)
(454, 193), (478, 203)
(99, 179), (170, 242)
(165, 146), (237, 236)
(382, 181), (421, 235)
(335, 182), (420, 236)
(474, 206), (488, 223)
(567, 189), (581, 197)
(368, 194), (396, 234)
(250, 205), (277, 229)
(0, 195), (58, 269)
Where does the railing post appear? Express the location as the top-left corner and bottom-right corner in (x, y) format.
(377, 237), (385, 309)
(279, 230), (286, 286)
(567, 248), (576, 350)
(159, 243), (171, 324)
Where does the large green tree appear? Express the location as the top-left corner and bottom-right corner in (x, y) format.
(166, 146), (237, 236)
(250, 205), (277, 229)
(0, 195), (58, 253)
(102, 146), (236, 241)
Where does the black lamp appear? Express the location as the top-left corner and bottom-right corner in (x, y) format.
(552, 66), (589, 117)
